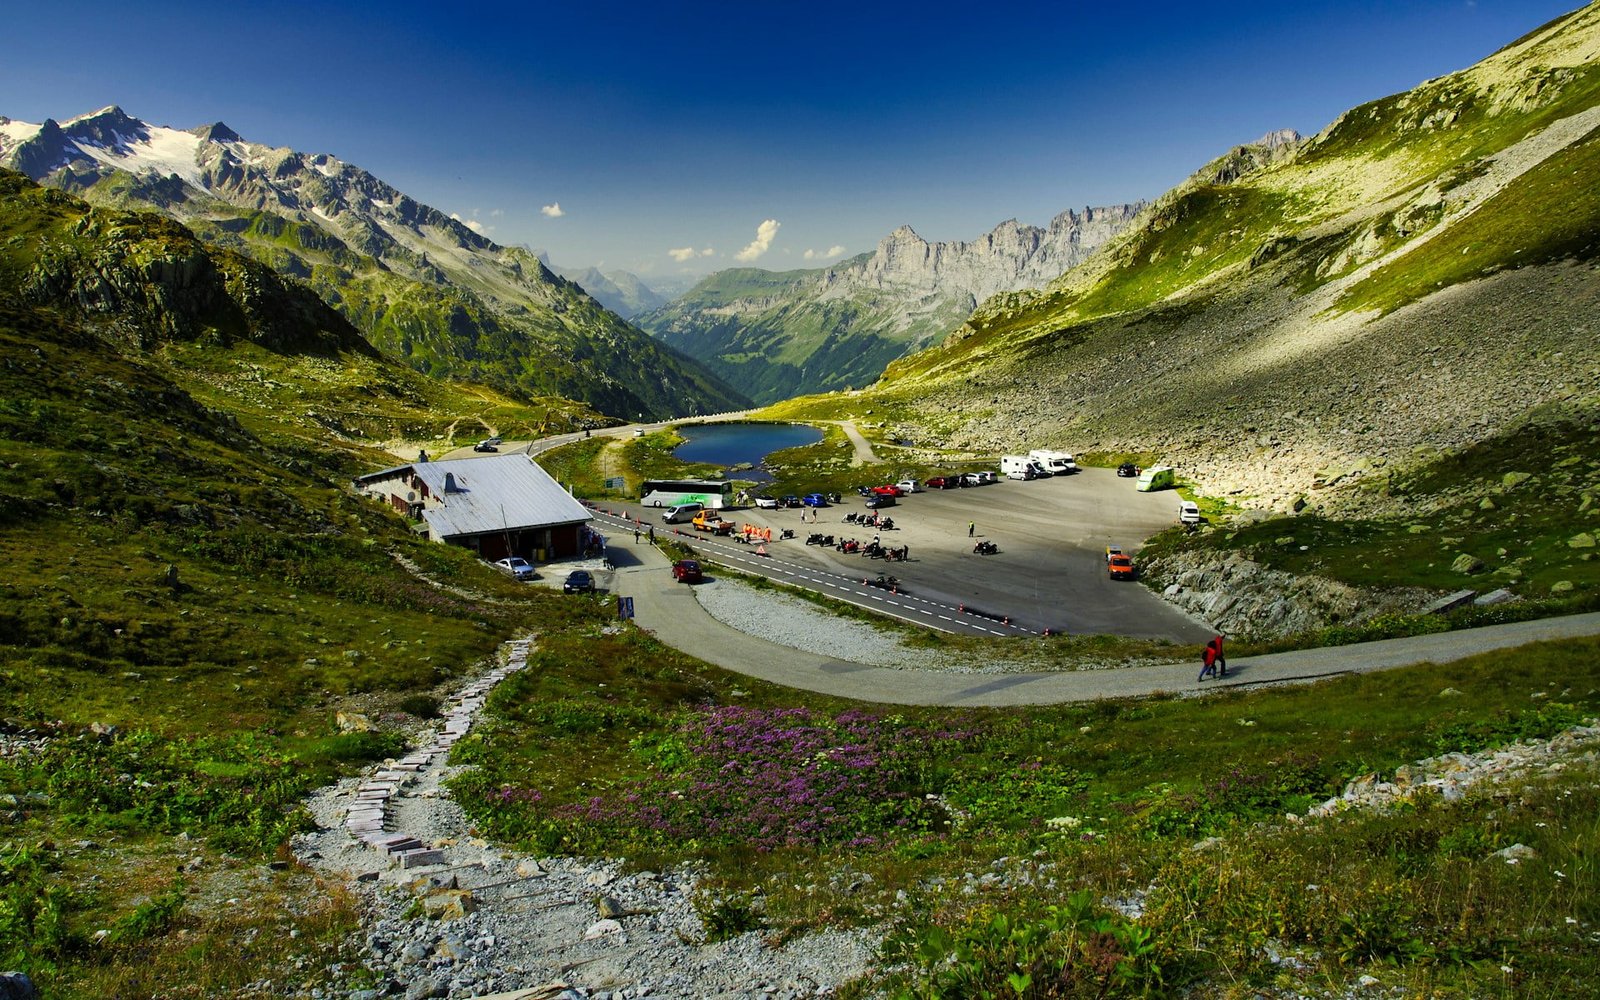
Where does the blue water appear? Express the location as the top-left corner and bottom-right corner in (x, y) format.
(674, 422), (822, 470)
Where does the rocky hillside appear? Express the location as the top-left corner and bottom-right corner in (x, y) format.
(0, 107), (746, 419)
(809, 3), (1600, 516)
(636, 205), (1142, 403)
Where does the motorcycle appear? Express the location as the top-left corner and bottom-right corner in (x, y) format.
(779, 528), (795, 540)
(865, 573), (899, 590)
(805, 533), (836, 546)
(836, 538), (860, 554)
(973, 540), (998, 555)
(877, 517), (895, 531)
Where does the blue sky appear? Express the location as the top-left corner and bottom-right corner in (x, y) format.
(1, 1), (1579, 284)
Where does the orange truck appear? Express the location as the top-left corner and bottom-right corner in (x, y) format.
(692, 510), (735, 535)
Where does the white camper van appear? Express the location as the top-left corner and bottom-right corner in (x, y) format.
(1028, 450), (1079, 475)
(1001, 455), (1045, 480)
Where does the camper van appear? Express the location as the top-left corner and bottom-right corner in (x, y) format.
(1136, 466), (1176, 492)
(1001, 455), (1045, 480)
(1028, 450), (1079, 475)
(1178, 500), (1201, 524)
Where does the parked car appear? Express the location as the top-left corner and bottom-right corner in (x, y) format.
(864, 494), (897, 509)
(825, 492), (843, 504)
(672, 559), (703, 584)
(896, 479), (922, 493)
(485, 436), (503, 445)
(1117, 462), (1138, 478)
(925, 476), (949, 489)
(1178, 500), (1202, 524)
(473, 440), (498, 453)
(753, 495), (780, 509)
(1108, 554), (1137, 581)
(855, 485), (876, 497)
(802, 493), (829, 507)
(563, 570), (595, 593)
(976, 471), (999, 485)
(493, 557), (535, 581)
(871, 485), (901, 497)
(960, 472), (983, 487)
(780, 494), (803, 508)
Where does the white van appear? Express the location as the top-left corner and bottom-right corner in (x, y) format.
(1178, 500), (1201, 524)
(662, 502), (704, 523)
(1001, 455), (1044, 480)
(1029, 449), (1078, 475)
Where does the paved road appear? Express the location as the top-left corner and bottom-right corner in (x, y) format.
(602, 536), (1600, 706)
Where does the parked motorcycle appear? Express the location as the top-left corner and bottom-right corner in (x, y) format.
(973, 540), (999, 555)
(865, 573), (900, 590)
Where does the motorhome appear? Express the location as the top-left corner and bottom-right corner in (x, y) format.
(1001, 455), (1045, 480)
(1028, 450), (1079, 475)
(1178, 500), (1201, 524)
(1136, 466), (1176, 492)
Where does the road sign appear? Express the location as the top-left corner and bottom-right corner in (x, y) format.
(604, 476), (626, 489)
(616, 596), (635, 619)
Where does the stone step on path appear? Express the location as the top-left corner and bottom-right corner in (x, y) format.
(342, 639), (533, 865)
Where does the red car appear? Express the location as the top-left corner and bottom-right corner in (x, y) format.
(871, 484), (902, 497)
(926, 476), (948, 489)
(672, 559), (704, 584)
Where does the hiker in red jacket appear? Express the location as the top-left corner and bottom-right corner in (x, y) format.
(1198, 635), (1226, 681)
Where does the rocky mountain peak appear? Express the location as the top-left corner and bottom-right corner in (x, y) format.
(192, 121), (243, 144)
(63, 105), (146, 148)
(1254, 128), (1303, 150)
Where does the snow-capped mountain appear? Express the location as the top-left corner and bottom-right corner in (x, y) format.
(0, 106), (746, 418)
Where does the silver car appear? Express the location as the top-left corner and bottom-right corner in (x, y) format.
(493, 557), (536, 581)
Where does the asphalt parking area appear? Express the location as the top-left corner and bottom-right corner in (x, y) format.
(611, 469), (1215, 642)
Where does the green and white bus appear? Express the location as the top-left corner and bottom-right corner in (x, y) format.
(639, 479), (732, 509)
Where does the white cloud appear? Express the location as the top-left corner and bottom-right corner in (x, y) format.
(490, 208), (504, 217)
(541, 202), (564, 218)
(668, 246), (716, 263)
(803, 245), (846, 260)
(450, 211), (489, 235)
(734, 219), (780, 263)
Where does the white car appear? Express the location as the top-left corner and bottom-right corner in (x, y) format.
(753, 495), (780, 509)
(1179, 500), (1202, 524)
(493, 557), (536, 581)
(896, 479), (922, 493)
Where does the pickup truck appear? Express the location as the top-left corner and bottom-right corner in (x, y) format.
(692, 510), (735, 535)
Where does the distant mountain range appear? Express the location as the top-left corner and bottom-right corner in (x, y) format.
(533, 253), (669, 319)
(0, 107), (747, 419)
(635, 205), (1143, 403)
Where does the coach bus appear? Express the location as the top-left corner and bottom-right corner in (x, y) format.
(638, 479), (732, 509)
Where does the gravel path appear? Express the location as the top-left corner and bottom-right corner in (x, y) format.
(294, 639), (878, 1000)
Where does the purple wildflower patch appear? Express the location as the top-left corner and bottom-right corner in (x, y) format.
(490, 706), (976, 852)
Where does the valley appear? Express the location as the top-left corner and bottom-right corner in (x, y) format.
(3, 4), (1600, 1000)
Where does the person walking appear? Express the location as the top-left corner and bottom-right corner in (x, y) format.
(968, 521), (975, 538)
(1198, 643), (1218, 682)
(1207, 635), (1227, 677)
(634, 527), (641, 543)
(647, 525), (655, 544)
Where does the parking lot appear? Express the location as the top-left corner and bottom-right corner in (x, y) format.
(618, 468), (1215, 641)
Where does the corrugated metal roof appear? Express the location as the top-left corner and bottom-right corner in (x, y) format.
(380, 454), (591, 538)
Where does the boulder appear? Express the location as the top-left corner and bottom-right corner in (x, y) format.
(1450, 554), (1485, 575)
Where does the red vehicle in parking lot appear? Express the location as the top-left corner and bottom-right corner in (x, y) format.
(871, 484), (902, 497)
(672, 559), (704, 584)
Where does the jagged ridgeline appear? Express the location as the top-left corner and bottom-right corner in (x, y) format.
(636, 207), (1143, 404)
(0, 107), (747, 419)
(836, 4), (1600, 511)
